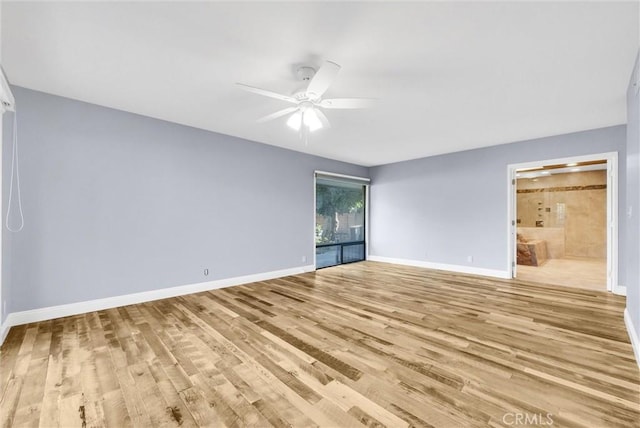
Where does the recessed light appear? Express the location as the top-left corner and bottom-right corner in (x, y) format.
(516, 173), (521, 177)
(571, 168), (581, 172)
(541, 171), (550, 175)
(566, 163), (578, 167)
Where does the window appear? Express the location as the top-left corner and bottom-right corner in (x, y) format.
(315, 176), (367, 268)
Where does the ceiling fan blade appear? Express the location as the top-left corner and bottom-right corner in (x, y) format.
(306, 61), (341, 99)
(236, 83), (297, 104)
(315, 108), (331, 129)
(257, 107), (299, 123)
(319, 98), (376, 109)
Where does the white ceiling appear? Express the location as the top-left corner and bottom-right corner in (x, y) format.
(2, 1), (638, 166)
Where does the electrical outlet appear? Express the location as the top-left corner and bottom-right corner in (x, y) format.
(302, 255), (307, 263)
(204, 268), (209, 276)
(467, 255), (473, 263)
(2, 300), (5, 315)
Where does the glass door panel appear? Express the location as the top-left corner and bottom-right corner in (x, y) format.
(315, 178), (366, 268)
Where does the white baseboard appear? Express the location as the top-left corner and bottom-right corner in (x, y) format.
(0, 264), (315, 346)
(613, 285), (627, 296)
(367, 255), (511, 279)
(0, 319), (12, 347)
(624, 307), (640, 370)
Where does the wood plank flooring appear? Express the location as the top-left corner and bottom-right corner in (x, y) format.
(1, 261), (638, 427)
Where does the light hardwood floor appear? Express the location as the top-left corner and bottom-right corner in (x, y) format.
(1, 261), (638, 427)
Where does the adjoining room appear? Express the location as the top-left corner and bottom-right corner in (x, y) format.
(515, 159), (609, 291)
(0, 2), (638, 427)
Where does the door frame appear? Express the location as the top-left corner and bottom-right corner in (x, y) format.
(0, 110), (3, 325)
(507, 152), (621, 294)
(313, 171), (370, 270)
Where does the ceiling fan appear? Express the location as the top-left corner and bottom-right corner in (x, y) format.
(236, 61), (375, 133)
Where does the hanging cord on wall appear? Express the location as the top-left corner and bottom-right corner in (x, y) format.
(6, 111), (24, 232)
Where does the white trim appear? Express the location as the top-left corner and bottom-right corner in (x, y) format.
(613, 285), (627, 296)
(365, 184), (370, 260)
(607, 154), (619, 292)
(368, 255), (511, 279)
(312, 174), (317, 269)
(0, 264), (314, 346)
(624, 308), (640, 369)
(507, 152), (618, 293)
(314, 170), (370, 183)
(508, 166), (517, 278)
(0, 103), (3, 327)
(0, 318), (10, 346)
(507, 152), (617, 172)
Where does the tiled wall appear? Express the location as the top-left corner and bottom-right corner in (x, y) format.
(516, 170), (606, 259)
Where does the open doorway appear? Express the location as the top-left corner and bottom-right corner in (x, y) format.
(508, 152), (621, 294)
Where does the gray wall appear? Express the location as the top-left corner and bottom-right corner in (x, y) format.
(369, 126), (627, 279)
(626, 50), (640, 335)
(2, 86), (367, 316)
(1, 84), (634, 333)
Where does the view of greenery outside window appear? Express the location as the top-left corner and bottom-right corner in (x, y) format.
(315, 178), (365, 268)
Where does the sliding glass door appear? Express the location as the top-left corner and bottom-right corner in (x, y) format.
(315, 176), (366, 269)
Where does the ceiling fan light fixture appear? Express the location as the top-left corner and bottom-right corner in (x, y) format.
(303, 108), (323, 132)
(286, 111), (302, 131)
(238, 60), (374, 137)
